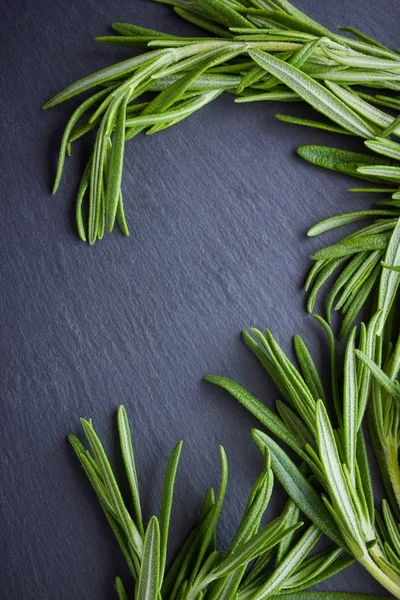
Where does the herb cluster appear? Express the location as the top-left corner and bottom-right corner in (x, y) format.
(71, 406), (388, 600)
(209, 311), (400, 596)
(53, 0), (400, 598)
(44, 0), (400, 245)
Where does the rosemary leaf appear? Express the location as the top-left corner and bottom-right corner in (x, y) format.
(365, 138), (400, 161)
(325, 81), (400, 132)
(43, 52), (165, 109)
(356, 350), (400, 399)
(252, 429), (343, 546)
(357, 166), (400, 182)
(276, 113), (352, 134)
(160, 441), (183, 581)
(137, 517), (161, 600)
(105, 94), (129, 232)
(248, 50), (376, 137)
(117, 406), (144, 536)
(377, 218), (400, 334)
(312, 233), (392, 260)
(308, 210), (399, 237)
(174, 7), (233, 37)
(248, 526), (321, 599)
(323, 47), (400, 71)
(343, 327), (358, 482)
(114, 577), (128, 600)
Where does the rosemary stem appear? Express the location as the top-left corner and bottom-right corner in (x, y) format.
(360, 554), (400, 598)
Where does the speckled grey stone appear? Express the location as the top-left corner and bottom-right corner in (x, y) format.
(1, 0), (399, 598)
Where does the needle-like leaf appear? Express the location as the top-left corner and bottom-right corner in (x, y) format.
(252, 429), (343, 546)
(315, 401), (366, 555)
(323, 47), (400, 71)
(325, 83), (400, 130)
(106, 94), (129, 232)
(249, 525), (322, 600)
(81, 418), (143, 556)
(211, 520), (302, 580)
(117, 406), (144, 536)
(53, 88), (110, 194)
(137, 517), (160, 600)
(365, 138), (400, 161)
(343, 327), (358, 481)
(298, 145), (387, 173)
(160, 441), (183, 582)
(276, 113), (352, 135)
(205, 376), (314, 464)
(43, 52), (165, 109)
(377, 217), (400, 334)
(189, 446), (228, 584)
(195, 0), (255, 28)
(114, 577), (128, 600)
(309, 211), (398, 237)
(312, 233), (392, 260)
(355, 350), (400, 399)
(358, 166), (400, 182)
(248, 50), (377, 137)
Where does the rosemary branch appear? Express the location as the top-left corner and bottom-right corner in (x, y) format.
(43, 0), (400, 245)
(71, 406), (362, 599)
(207, 308), (400, 597)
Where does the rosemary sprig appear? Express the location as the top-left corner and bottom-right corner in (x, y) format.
(70, 405), (380, 599)
(295, 141), (400, 338)
(207, 313), (400, 597)
(43, 0), (400, 244)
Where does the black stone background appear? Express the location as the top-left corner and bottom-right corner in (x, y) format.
(1, 0), (399, 598)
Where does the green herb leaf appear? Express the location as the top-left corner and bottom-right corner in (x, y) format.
(205, 376), (313, 463)
(250, 525), (321, 599)
(365, 138), (400, 161)
(358, 166), (400, 183)
(190, 446), (228, 584)
(114, 576), (128, 600)
(137, 517), (161, 600)
(276, 113), (352, 135)
(252, 429), (344, 546)
(343, 327), (358, 481)
(117, 406), (144, 536)
(377, 218), (400, 334)
(315, 401), (365, 554)
(298, 145), (386, 173)
(160, 441), (183, 582)
(355, 350), (400, 399)
(194, 0), (255, 28)
(312, 233), (391, 260)
(248, 50), (376, 137)
(106, 94), (129, 232)
(43, 52), (164, 109)
(80, 418), (143, 556)
(211, 519), (302, 579)
(308, 211), (398, 237)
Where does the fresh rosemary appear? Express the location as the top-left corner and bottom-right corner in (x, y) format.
(292, 140), (400, 339)
(71, 405), (390, 600)
(44, 0), (400, 245)
(58, 2), (400, 598)
(207, 309), (400, 597)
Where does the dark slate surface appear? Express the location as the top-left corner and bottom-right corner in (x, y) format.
(1, 0), (399, 598)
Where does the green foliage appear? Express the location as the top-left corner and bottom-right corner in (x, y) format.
(71, 406), (355, 599)
(208, 314), (400, 597)
(59, 3), (400, 599)
(43, 0), (400, 244)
